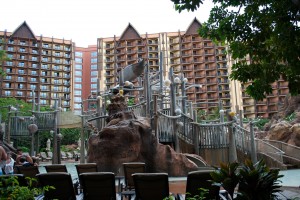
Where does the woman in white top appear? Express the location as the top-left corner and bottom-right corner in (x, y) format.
(0, 146), (7, 175)
(5, 152), (15, 174)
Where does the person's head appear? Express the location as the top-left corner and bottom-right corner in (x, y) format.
(17, 149), (23, 155)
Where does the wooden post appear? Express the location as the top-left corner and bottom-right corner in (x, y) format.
(250, 119), (258, 163)
(227, 111), (237, 163)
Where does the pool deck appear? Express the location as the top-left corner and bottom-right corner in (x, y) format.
(38, 160), (300, 199)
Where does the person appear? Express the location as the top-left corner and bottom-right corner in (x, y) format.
(15, 148), (33, 166)
(0, 145), (7, 175)
(4, 152), (15, 174)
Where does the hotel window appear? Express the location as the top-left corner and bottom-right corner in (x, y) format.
(75, 90), (82, 95)
(54, 79), (60, 84)
(30, 84), (36, 90)
(75, 71), (82, 76)
(41, 78), (47, 83)
(20, 55), (25, 60)
(6, 68), (12, 73)
(75, 58), (82, 63)
(91, 84), (97, 89)
(5, 76), (12, 80)
(18, 84), (24, 89)
(5, 91), (11, 96)
(91, 71), (97, 76)
(91, 52), (97, 57)
(75, 84), (82, 89)
(91, 78), (97, 82)
(75, 77), (82, 82)
(19, 48), (26, 52)
(42, 64), (48, 69)
(53, 65), (59, 70)
(55, 45), (61, 50)
(5, 83), (11, 88)
(32, 63), (37, 68)
(31, 71), (37, 75)
(17, 91), (23, 96)
(32, 57), (38, 61)
(43, 43), (49, 48)
(53, 86), (59, 91)
(91, 58), (97, 63)
(8, 47), (14, 51)
(8, 39), (14, 44)
(40, 92), (47, 98)
(7, 54), (13, 59)
(55, 58), (61, 64)
(42, 57), (48, 62)
(40, 100), (46, 105)
(75, 52), (83, 57)
(32, 49), (38, 54)
(41, 85), (48, 90)
(18, 70), (24, 74)
(75, 64), (82, 70)
(74, 97), (82, 102)
(20, 41), (26, 45)
(55, 52), (60, 56)
(41, 71), (46, 76)
(91, 65), (97, 70)
(6, 61), (13, 66)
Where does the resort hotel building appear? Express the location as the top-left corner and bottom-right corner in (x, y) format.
(0, 19), (289, 119)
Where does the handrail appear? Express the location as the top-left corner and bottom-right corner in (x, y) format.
(255, 139), (285, 164)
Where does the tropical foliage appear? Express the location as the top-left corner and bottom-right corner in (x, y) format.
(171, 0), (300, 100)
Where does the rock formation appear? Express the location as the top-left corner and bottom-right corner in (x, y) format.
(256, 95), (300, 146)
(87, 95), (199, 176)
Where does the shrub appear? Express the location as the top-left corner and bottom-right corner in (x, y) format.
(0, 176), (54, 200)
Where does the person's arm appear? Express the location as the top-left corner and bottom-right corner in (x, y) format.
(0, 146), (7, 160)
(26, 155), (33, 164)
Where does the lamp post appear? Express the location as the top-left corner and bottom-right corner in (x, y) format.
(57, 133), (63, 164)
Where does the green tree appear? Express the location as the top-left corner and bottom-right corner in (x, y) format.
(171, 0), (300, 100)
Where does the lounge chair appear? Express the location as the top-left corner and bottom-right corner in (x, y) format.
(79, 172), (118, 200)
(61, 151), (68, 160)
(36, 172), (82, 200)
(121, 162), (146, 200)
(47, 151), (53, 160)
(16, 165), (40, 187)
(45, 164), (68, 173)
(133, 173), (176, 200)
(66, 152), (73, 159)
(177, 170), (221, 200)
(40, 152), (51, 161)
(75, 163), (98, 176)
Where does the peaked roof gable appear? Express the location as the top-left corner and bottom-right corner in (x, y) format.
(10, 21), (36, 40)
(185, 18), (202, 35)
(119, 23), (141, 41)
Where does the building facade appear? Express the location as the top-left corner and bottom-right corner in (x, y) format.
(0, 22), (73, 111)
(0, 20), (290, 119)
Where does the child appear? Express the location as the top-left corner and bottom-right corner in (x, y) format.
(5, 152), (15, 174)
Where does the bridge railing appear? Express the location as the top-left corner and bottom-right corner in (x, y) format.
(9, 116), (35, 136)
(256, 139), (284, 163)
(156, 110), (180, 143)
(262, 139), (300, 161)
(234, 123), (252, 154)
(126, 102), (146, 117)
(177, 113), (194, 144)
(32, 111), (56, 130)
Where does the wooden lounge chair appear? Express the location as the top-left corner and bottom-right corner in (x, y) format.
(66, 152), (73, 159)
(75, 163), (98, 176)
(36, 172), (82, 200)
(121, 162), (146, 200)
(16, 165), (40, 187)
(133, 173), (175, 200)
(45, 164), (68, 173)
(40, 152), (51, 161)
(47, 151), (53, 160)
(61, 151), (68, 160)
(177, 170), (220, 200)
(79, 172), (118, 200)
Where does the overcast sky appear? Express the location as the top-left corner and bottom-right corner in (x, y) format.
(1, 0), (213, 47)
